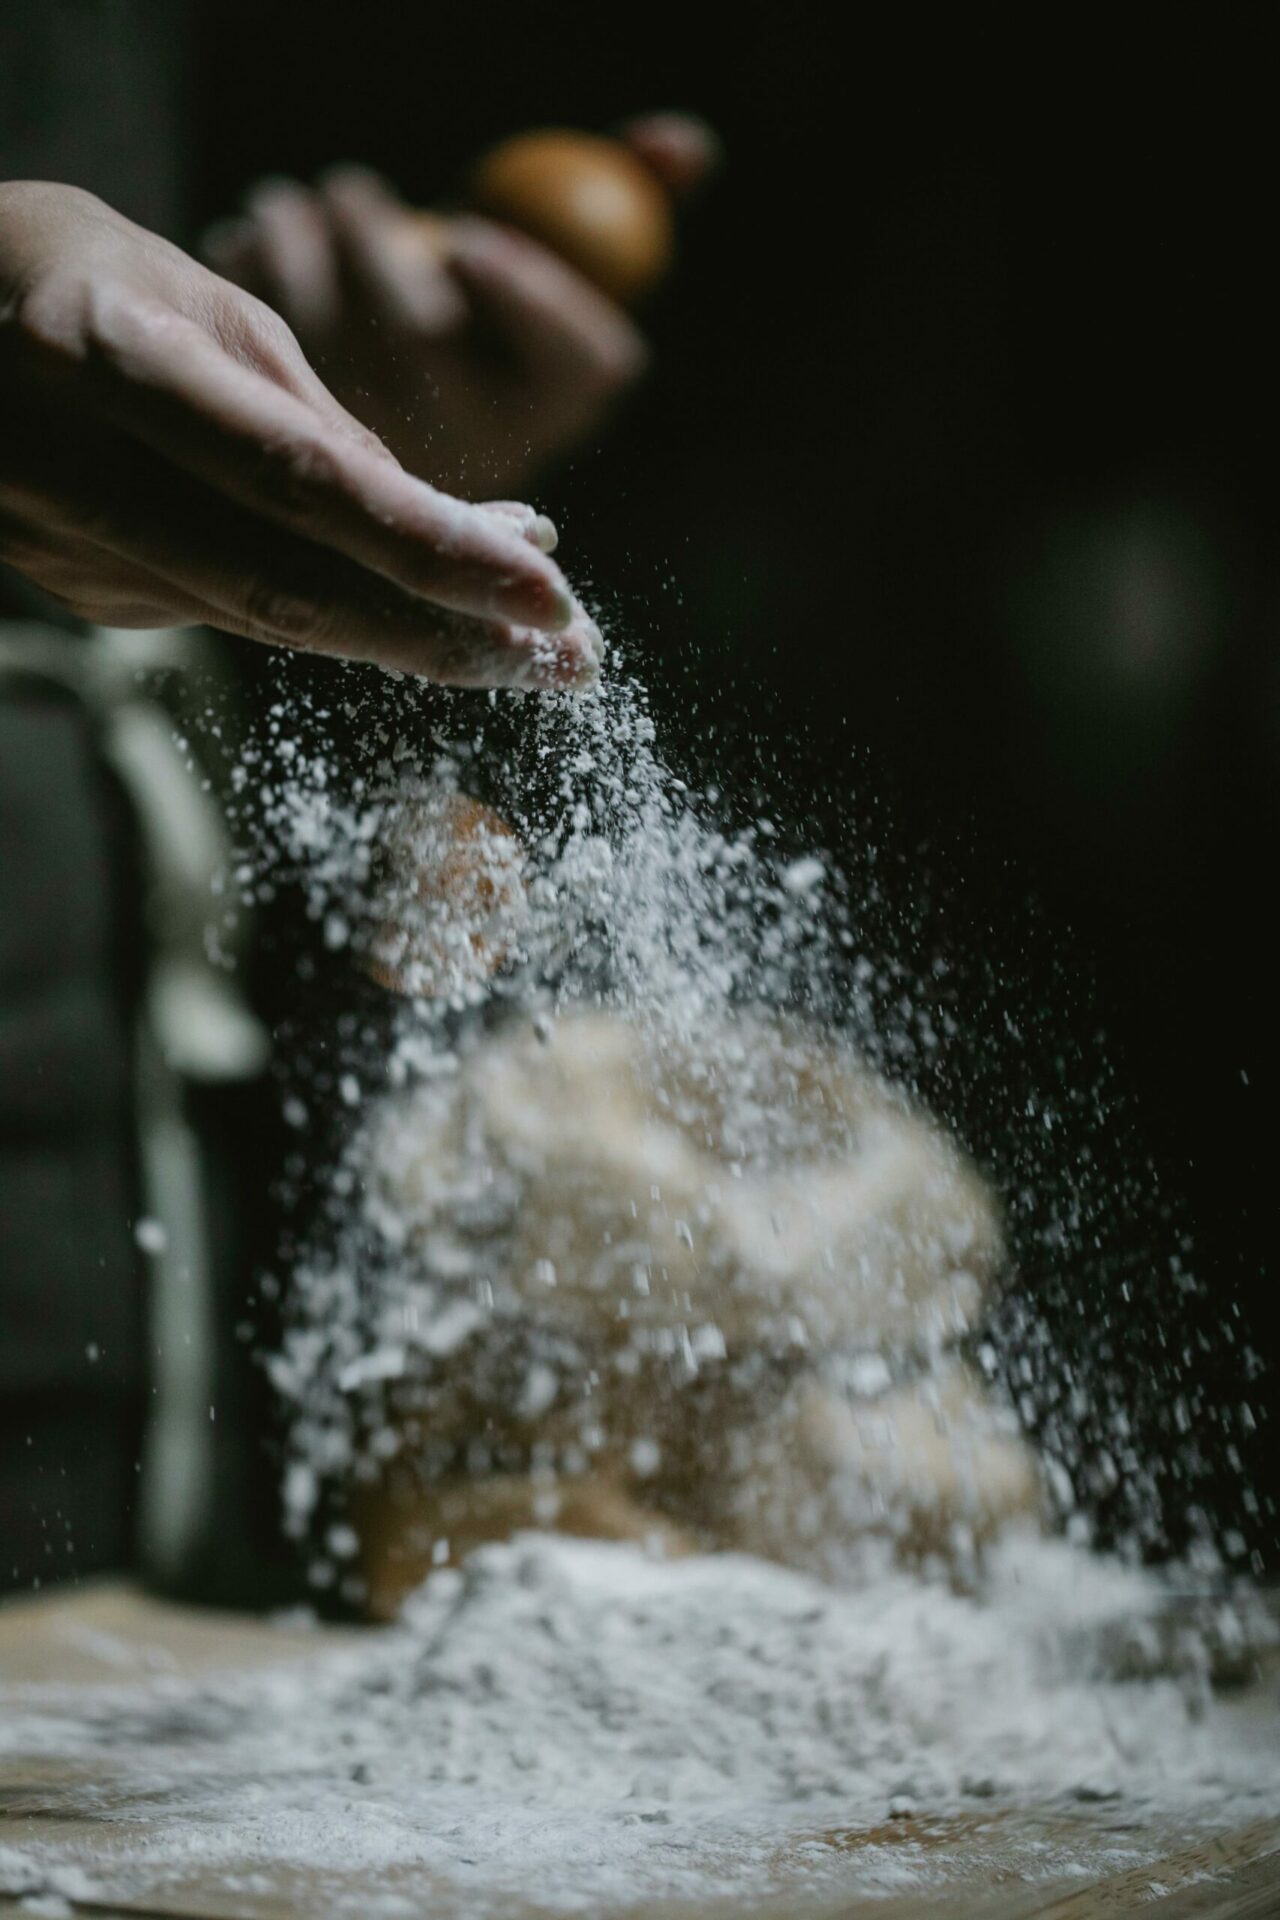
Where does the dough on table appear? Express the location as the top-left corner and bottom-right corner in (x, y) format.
(373, 1008), (1000, 1353)
(352, 1008), (1040, 1614)
(721, 1359), (1042, 1578)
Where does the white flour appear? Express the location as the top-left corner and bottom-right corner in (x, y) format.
(1, 1532), (1277, 1916)
(246, 662), (888, 1568)
(237, 661), (1124, 1574)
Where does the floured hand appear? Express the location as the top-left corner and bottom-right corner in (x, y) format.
(0, 182), (599, 688)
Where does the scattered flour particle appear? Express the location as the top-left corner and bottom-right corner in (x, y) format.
(337, 1348), (407, 1393)
(847, 1353), (893, 1397)
(690, 1324), (728, 1363)
(517, 1362), (559, 1419)
(420, 1299), (485, 1357)
(780, 855), (825, 894)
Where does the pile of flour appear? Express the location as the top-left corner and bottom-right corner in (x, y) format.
(2, 1531), (1277, 1916)
(327, 1530), (1276, 1816)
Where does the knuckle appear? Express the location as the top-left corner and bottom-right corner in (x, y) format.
(239, 296), (306, 371)
(240, 572), (320, 642)
(254, 300), (303, 358)
(7, 271), (89, 361)
(257, 434), (343, 528)
(86, 288), (178, 361)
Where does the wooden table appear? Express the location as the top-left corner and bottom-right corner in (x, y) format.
(2, 1582), (1277, 1919)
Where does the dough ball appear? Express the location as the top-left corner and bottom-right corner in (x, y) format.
(369, 1008), (1000, 1357)
(724, 1360), (1042, 1577)
(352, 1467), (689, 1622)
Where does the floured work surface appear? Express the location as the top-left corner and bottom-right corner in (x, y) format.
(2, 1572), (1279, 1920)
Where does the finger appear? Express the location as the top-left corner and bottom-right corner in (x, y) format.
(0, 435), (599, 687)
(201, 216), (271, 300)
(0, 504), (209, 626)
(478, 500), (558, 552)
(319, 166), (468, 336)
(620, 113), (723, 198)
(30, 578), (213, 629)
(239, 177), (342, 339)
(191, 256), (399, 465)
(448, 217), (649, 390)
(199, 225), (401, 463)
(45, 293), (577, 631)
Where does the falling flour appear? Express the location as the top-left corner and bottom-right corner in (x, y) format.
(235, 651), (1251, 1584)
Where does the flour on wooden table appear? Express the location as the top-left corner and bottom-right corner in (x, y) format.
(2, 1531), (1277, 1917)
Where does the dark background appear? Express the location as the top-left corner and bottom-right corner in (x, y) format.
(194, 8), (1277, 1555)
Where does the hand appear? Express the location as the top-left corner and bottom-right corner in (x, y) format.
(0, 182), (601, 689)
(202, 115), (718, 497)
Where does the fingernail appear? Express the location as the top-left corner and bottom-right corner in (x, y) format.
(580, 617), (605, 664)
(540, 630), (603, 691)
(481, 503), (558, 553)
(499, 624), (599, 693)
(488, 566), (575, 632)
(544, 580), (576, 630)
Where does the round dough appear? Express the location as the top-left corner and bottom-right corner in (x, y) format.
(722, 1360), (1043, 1577)
(352, 1008), (1035, 1608)
(370, 1007), (1001, 1356)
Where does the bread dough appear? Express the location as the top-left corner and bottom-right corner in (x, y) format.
(354, 1007), (1039, 1613)
(373, 1007), (999, 1355)
(352, 1468), (690, 1623)
(722, 1360), (1042, 1579)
